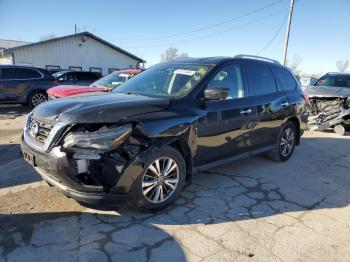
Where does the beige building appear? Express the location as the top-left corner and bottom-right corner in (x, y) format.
(0, 32), (145, 75)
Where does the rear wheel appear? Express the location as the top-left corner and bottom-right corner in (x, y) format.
(266, 121), (297, 162)
(29, 91), (47, 107)
(128, 146), (186, 211)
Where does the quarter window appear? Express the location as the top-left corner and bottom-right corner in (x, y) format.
(0, 68), (42, 80)
(207, 64), (245, 99)
(272, 67), (297, 91)
(245, 63), (277, 96)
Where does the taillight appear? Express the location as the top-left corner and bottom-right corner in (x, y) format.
(50, 79), (57, 84)
(302, 94), (309, 104)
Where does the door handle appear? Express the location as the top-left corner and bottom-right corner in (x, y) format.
(240, 109), (252, 115)
(280, 102), (289, 107)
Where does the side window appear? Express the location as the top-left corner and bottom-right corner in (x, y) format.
(207, 64), (245, 99)
(1, 68), (42, 80)
(245, 63), (277, 96)
(333, 75), (350, 88)
(76, 72), (98, 81)
(66, 73), (75, 81)
(272, 67), (297, 91)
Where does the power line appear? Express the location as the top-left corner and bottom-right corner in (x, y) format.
(110, 0), (285, 41)
(123, 8), (288, 49)
(256, 13), (289, 55)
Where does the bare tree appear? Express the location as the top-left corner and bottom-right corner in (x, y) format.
(160, 47), (188, 62)
(336, 60), (349, 73)
(39, 33), (57, 41)
(286, 55), (302, 72)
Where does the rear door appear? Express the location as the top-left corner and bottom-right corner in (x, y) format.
(244, 62), (290, 148)
(194, 63), (258, 166)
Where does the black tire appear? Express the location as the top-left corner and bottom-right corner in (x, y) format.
(28, 91), (48, 108)
(128, 145), (186, 211)
(266, 121), (297, 162)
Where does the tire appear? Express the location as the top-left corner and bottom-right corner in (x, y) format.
(29, 91), (48, 108)
(266, 121), (297, 162)
(128, 145), (186, 211)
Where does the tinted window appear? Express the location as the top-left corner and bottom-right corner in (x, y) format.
(76, 72), (99, 81)
(207, 64), (245, 99)
(272, 67), (297, 91)
(245, 63), (277, 96)
(1, 68), (42, 80)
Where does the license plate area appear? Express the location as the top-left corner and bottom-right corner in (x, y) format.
(23, 150), (36, 166)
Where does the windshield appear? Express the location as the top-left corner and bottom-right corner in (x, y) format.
(113, 63), (212, 98)
(90, 71), (133, 89)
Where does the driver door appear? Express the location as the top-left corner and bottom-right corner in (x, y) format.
(194, 63), (258, 166)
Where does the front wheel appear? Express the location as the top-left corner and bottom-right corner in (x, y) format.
(266, 121), (297, 162)
(29, 91), (48, 108)
(128, 146), (186, 211)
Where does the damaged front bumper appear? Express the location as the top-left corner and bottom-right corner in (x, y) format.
(20, 116), (145, 206)
(306, 97), (350, 133)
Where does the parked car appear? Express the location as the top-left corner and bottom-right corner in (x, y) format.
(21, 55), (308, 211)
(304, 72), (350, 135)
(47, 69), (142, 99)
(0, 65), (57, 107)
(52, 71), (102, 86)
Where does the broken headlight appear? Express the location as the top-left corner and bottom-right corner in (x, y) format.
(63, 124), (132, 152)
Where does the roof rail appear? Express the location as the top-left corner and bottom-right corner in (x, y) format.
(234, 54), (281, 65)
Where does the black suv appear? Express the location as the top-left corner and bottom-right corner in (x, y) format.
(0, 65), (56, 107)
(52, 71), (102, 86)
(21, 55), (308, 210)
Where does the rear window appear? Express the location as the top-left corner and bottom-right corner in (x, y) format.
(0, 68), (42, 80)
(272, 67), (297, 91)
(245, 63), (277, 96)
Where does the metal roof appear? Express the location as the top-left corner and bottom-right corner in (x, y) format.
(0, 39), (31, 50)
(3, 32), (145, 63)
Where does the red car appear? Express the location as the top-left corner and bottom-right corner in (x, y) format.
(47, 69), (142, 99)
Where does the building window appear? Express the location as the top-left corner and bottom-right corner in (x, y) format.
(90, 67), (102, 74)
(108, 68), (119, 74)
(46, 65), (60, 73)
(69, 66), (82, 71)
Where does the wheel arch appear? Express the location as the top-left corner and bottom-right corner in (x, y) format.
(287, 116), (301, 145)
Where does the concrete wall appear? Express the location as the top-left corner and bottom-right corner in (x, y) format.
(11, 35), (140, 75)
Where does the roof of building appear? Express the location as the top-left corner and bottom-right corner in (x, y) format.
(3, 32), (145, 63)
(0, 39), (32, 51)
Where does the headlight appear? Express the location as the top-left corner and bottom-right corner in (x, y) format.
(63, 124), (132, 152)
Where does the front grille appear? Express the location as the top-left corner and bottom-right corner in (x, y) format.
(29, 117), (54, 144)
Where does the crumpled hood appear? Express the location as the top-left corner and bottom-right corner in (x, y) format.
(32, 92), (171, 124)
(305, 85), (350, 98)
(47, 85), (106, 98)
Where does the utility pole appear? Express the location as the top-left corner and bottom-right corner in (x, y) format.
(282, 0), (295, 66)
(75, 24), (77, 34)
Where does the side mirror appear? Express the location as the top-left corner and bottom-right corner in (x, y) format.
(204, 87), (229, 101)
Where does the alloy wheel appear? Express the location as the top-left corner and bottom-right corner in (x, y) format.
(31, 93), (47, 106)
(280, 127), (295, 157)
(142, 157), (179, 203)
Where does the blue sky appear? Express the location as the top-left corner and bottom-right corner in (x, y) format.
(0, 0), (349, 74)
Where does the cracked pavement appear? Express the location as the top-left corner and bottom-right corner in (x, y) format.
(1, 106), (350, 261)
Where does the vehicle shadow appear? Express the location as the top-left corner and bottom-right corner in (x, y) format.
(1, 135), (350, 261)
(0, 144), (40, 189)
(0, 104), (31, 119)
